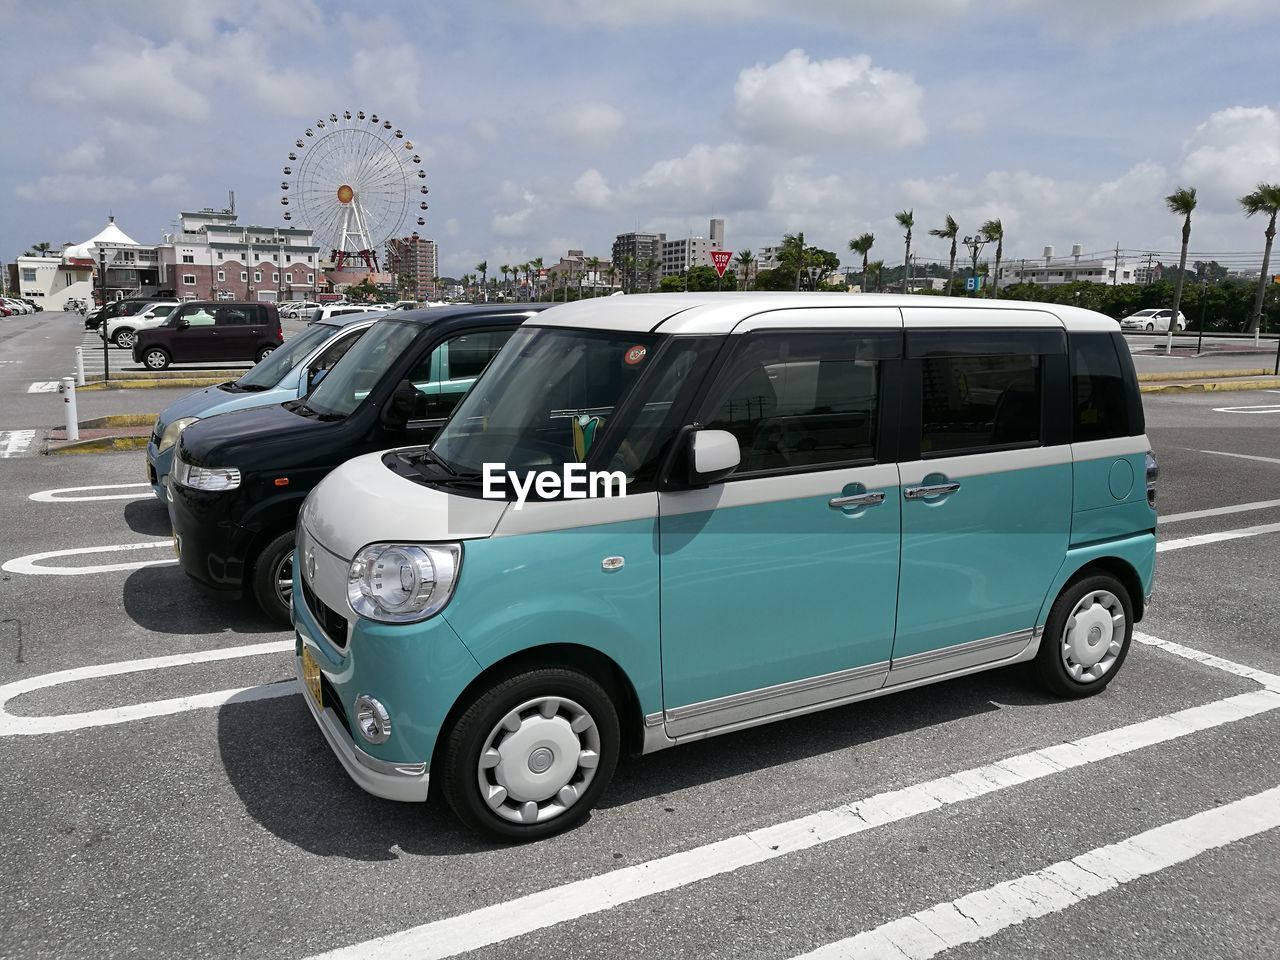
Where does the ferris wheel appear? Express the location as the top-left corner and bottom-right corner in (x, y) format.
(280, 110), (428, 271)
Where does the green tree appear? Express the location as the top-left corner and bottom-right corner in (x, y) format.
(606, 263), (618, 292)
(848, 232), (875, 292)
(640, 258), (660, 292)
(621, 255), (636, 293)
(499, 264), (511, 298)
(474, 261), (488, 301)
(530, 258), (544, 301)
(24, 241), (54, 258)
(397, 273), (414, 297)
(895, 210), (914, 293)
(1164, 186), (1197, 348)
(345, 277), (384, 302)
(734, 249), (755, 290)
(867, 260), (885, 293)
(1240, 182), (1280, 335)
(980, 219), (1004, 299)
(780, 232), (807, 290)
(587, 256), (601, 297)
(927, 216), (959, 295)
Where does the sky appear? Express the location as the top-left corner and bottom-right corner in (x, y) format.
(2, 0), (1279, 278)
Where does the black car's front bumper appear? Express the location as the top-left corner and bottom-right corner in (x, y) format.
(167, 480), (259, 592)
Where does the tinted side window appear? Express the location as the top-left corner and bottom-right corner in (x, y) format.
(446, 330), (514, 380)
(1070, 333), (1130, 442)
(921, 354), (1040, 455)
(702, 331), (883, 474)
(215, 307), (252, 326)
(406, 329), (515, 421)
(311, 329), (363, 374)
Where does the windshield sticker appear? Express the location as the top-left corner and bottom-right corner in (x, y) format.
(572, 414), (601, 462)
(624, 345), (647, 365)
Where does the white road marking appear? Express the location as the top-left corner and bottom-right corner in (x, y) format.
(1199, 448), (1280, 466)
(1, 540), (178, 575)
(305, 636), (1280, 960)
(789, 785), (1280, 960)
(29, 482), (154, 503)
(1157, 520), (1280, 553)
(26, 381), (60, 393)
(1134, 632), (1280, 690)
(1212, 403), (1280, 414)
(1160, 498), (1280, 524)
(0, 640), (295, 736)
(0, 430), (37, 458)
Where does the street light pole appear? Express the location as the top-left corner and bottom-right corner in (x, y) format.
(1196, 278), (1208, 356)
(962, 235), (988, 297)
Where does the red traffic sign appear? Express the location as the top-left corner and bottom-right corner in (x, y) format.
(709, 249), (733, 278)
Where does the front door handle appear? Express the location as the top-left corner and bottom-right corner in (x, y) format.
(904, 481), (961, 500)
(829, 490), (886, 509)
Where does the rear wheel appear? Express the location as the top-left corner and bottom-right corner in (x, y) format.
(142, 347), (170, 370)
(1034, 573), (1134, 698)
(256, 345), (275, 363)
(440, 667), (620, 841)
(251, 531), (295, 625)
(113, 327), (137, 349)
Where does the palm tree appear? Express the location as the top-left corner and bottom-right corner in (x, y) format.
(734, 249), (755, 290)
(640, 258), (659, 293)
(587, 256), (601, 297)
(848, 232), (875, 293)
(867, 260), (885, 293)
(606, 264), (618, 292)
(622, 255), (636, 294)
(25, 241), (54, 258)
(1164, 187), (1197, 349)
(980, 219), (1004, 299)
(531, 257), (544, 301)
(895, 210), (914, 293)
(499, 264), (510, 299)
(1240, 183), (1280, 338)
(781, 232), (807, 290)
(474, 261), (488, 301)
(928, 216), (959, 295)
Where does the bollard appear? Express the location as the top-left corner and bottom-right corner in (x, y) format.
(74, 345), (86, 386)
(60, 377), (79, 442)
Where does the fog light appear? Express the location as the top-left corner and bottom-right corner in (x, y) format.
(353, 694), (391, 744)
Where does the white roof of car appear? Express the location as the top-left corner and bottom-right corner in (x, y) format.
(528, 292), (1118, 335)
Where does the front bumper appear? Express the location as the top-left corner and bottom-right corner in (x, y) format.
(146, 440), (173, 504)
(167, 481), (254, 591)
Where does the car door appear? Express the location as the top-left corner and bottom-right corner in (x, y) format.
(657, 309), (904, 738)
(890, 308), (1072, 684)
(172, 304), (220, 362)
(213, 306), (257, 360)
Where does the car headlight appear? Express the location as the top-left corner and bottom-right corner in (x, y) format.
(158, 417), (199, 453)
(347, 543), (462, 623)
(172, 456), (241, 491)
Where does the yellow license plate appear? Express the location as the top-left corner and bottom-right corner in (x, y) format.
(301, 646), (322, 707)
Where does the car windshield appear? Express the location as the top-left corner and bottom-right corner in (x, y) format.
(236, 321), (335, 390)
(1131, 310), (1156, 317)
(432, 326), (659, 476)
(301, 319), (419, 418)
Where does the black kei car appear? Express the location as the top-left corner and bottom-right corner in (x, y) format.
(167, 304), (546, 622)
(132, 301), (283, 369)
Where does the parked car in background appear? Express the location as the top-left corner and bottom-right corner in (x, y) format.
(132, 301), (282, 370)
(309, 303), (379, 324)
(0, 303), (11, 317)
(84, 298), (159, 330)
(100, 301), (179, 348)
(146, 309), (380, 503)
(168, 304), (542, 622)
(283, 301), (321, 319)
(3, 298), (31, 315)
(21, 298), (41, 312)
(1120, 308), (1186, 332)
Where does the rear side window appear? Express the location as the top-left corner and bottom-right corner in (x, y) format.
(920, 354), (1040, 454)
(1070, 333), (1132, 442)
(215, 307), (253, 326)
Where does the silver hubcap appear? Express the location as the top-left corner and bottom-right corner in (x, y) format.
(1061, 589), (1125, 683)
(477, 696), (600, 825)
(146, 352), (165, 368)
(118, 331), (135, 348)
(274, 550), (294, 607)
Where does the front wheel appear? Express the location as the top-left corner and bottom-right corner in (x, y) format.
(142, 347), (170, 370)
(440, 668), (620, 841)
(1145, 322), (1154, 331)
(251, 531), (295, 625)
(114, 327), (136, 349)
(1033, 573), (1134, 698)
(256, 345), (275, 363)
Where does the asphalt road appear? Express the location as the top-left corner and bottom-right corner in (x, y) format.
(0, 377), (1278, 959)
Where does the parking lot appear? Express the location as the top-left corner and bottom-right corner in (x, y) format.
(0, 352), (1276, 959)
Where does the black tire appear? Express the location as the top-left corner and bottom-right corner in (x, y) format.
(113, 327), (136, 348)
(440, 667), (621, 841)
(142, 347), (170, 370)
(1033, 572), (1134, 699)
(1144, 322), (1154, 331)
(251, 531), (295, 625)
(256, 345), (275, 363)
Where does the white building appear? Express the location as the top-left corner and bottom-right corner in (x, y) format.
(660, 218), (728, 278)
(998, 255), (1136, 288)
(16, 218), (150, 310)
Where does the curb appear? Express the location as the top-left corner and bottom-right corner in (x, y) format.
(78, 377), (228, 391)
(79, 414), (155, 428)
(1136, 368), (1269, 382)
(1140, 378), (1280, 394)
(45, 435), (150, 456)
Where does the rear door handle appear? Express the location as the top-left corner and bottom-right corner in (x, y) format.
(904, 481), (961, 500)
(829, 491), (886, 509)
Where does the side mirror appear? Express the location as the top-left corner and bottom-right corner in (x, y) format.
(687, 429), (740, 486)
(380, 380), (420, 430)
(176, 317), (189, 329)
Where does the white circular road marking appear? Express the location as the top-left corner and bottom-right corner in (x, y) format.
(29, 482), (154, 503)
(1, 540), (178, 575)
(1212, 403), (1280, 414)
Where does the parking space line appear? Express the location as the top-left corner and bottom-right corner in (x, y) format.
(26, 381), (60, 393)
(0, 430), (36, 458)
(305, 635), (1280, 960)
(1199, 449), (1280, 466)
(1, 540), (177, 575)
(29, 482), (154, 503)
(1212, 403), (1280, 414)
(788, 784), (1280, 960)
(1160, 498), (1280, 524)
(0, 640), (295, 736)
(1157, 520), (1280, 553)
(1134, 632), (1280, 690)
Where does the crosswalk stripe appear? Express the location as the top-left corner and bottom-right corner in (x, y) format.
(0, 430), (37, 458)
(27, 381), (60, 393)
(789, 784), (1280, 960)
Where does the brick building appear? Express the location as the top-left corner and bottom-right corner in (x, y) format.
(385, 236), (440, 299)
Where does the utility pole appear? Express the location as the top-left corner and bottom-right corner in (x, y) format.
(98, 246), (109, 382)
(962, 235), (988, 297)
(1112, 243), (1120, 287)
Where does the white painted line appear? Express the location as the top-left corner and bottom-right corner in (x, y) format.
(26, 381), (60, 393)
(1, 540), (178, 575)
(305, 646), (1280, 960)
(29, 482), (153, 503)
(1212, 403), (1280, 414)
(1134, 632), (1280, 691)
(1199, 449), (1280, 466)
(1157, 520), (1280, 553)
(789, 784), (1280, 960)
(0, 640), (295, 736)
(0, 430), (36, 458)
(1160, 498), (1280, 524)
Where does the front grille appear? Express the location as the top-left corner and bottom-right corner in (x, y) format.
(301, 574), (349, 649)
(320, 673), (351, 737)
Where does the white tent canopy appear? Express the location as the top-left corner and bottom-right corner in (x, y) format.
(63, 217), (140, 261)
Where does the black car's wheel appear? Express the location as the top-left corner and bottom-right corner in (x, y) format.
(256, 345), (275, 363)
(1033, 572), (1134, 699)
(142, 347), (170, 370)
(440, 667), (621, 841)
(113, 327), (137, 349)
(251, 531), (295, 625)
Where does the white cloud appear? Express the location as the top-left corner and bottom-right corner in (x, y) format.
(349, 40), (423, 119)
(492, 206), (537, 237)
(947, 111), (987, 135)
(624, 142), (771, 212)
(548, 102), (626, 146)
(45, 41), (211, 121)
(1179, 106), (1280, 205)
(470, 119), (500, 144)
(569, 169), (611, 209)
(14, 173), (138, 203)
(60, 139), (105, 171)
(732, 50), (926, 151)
(147, 172), (190, 196)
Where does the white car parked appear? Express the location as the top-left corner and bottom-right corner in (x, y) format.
(1120, 308), (1186, 332)
(101, 301), (180, 349)
(3, 298), (32, 315)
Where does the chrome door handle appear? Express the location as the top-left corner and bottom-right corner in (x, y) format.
(829, 491), (886, 509)
(904, 482), (961, 500)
